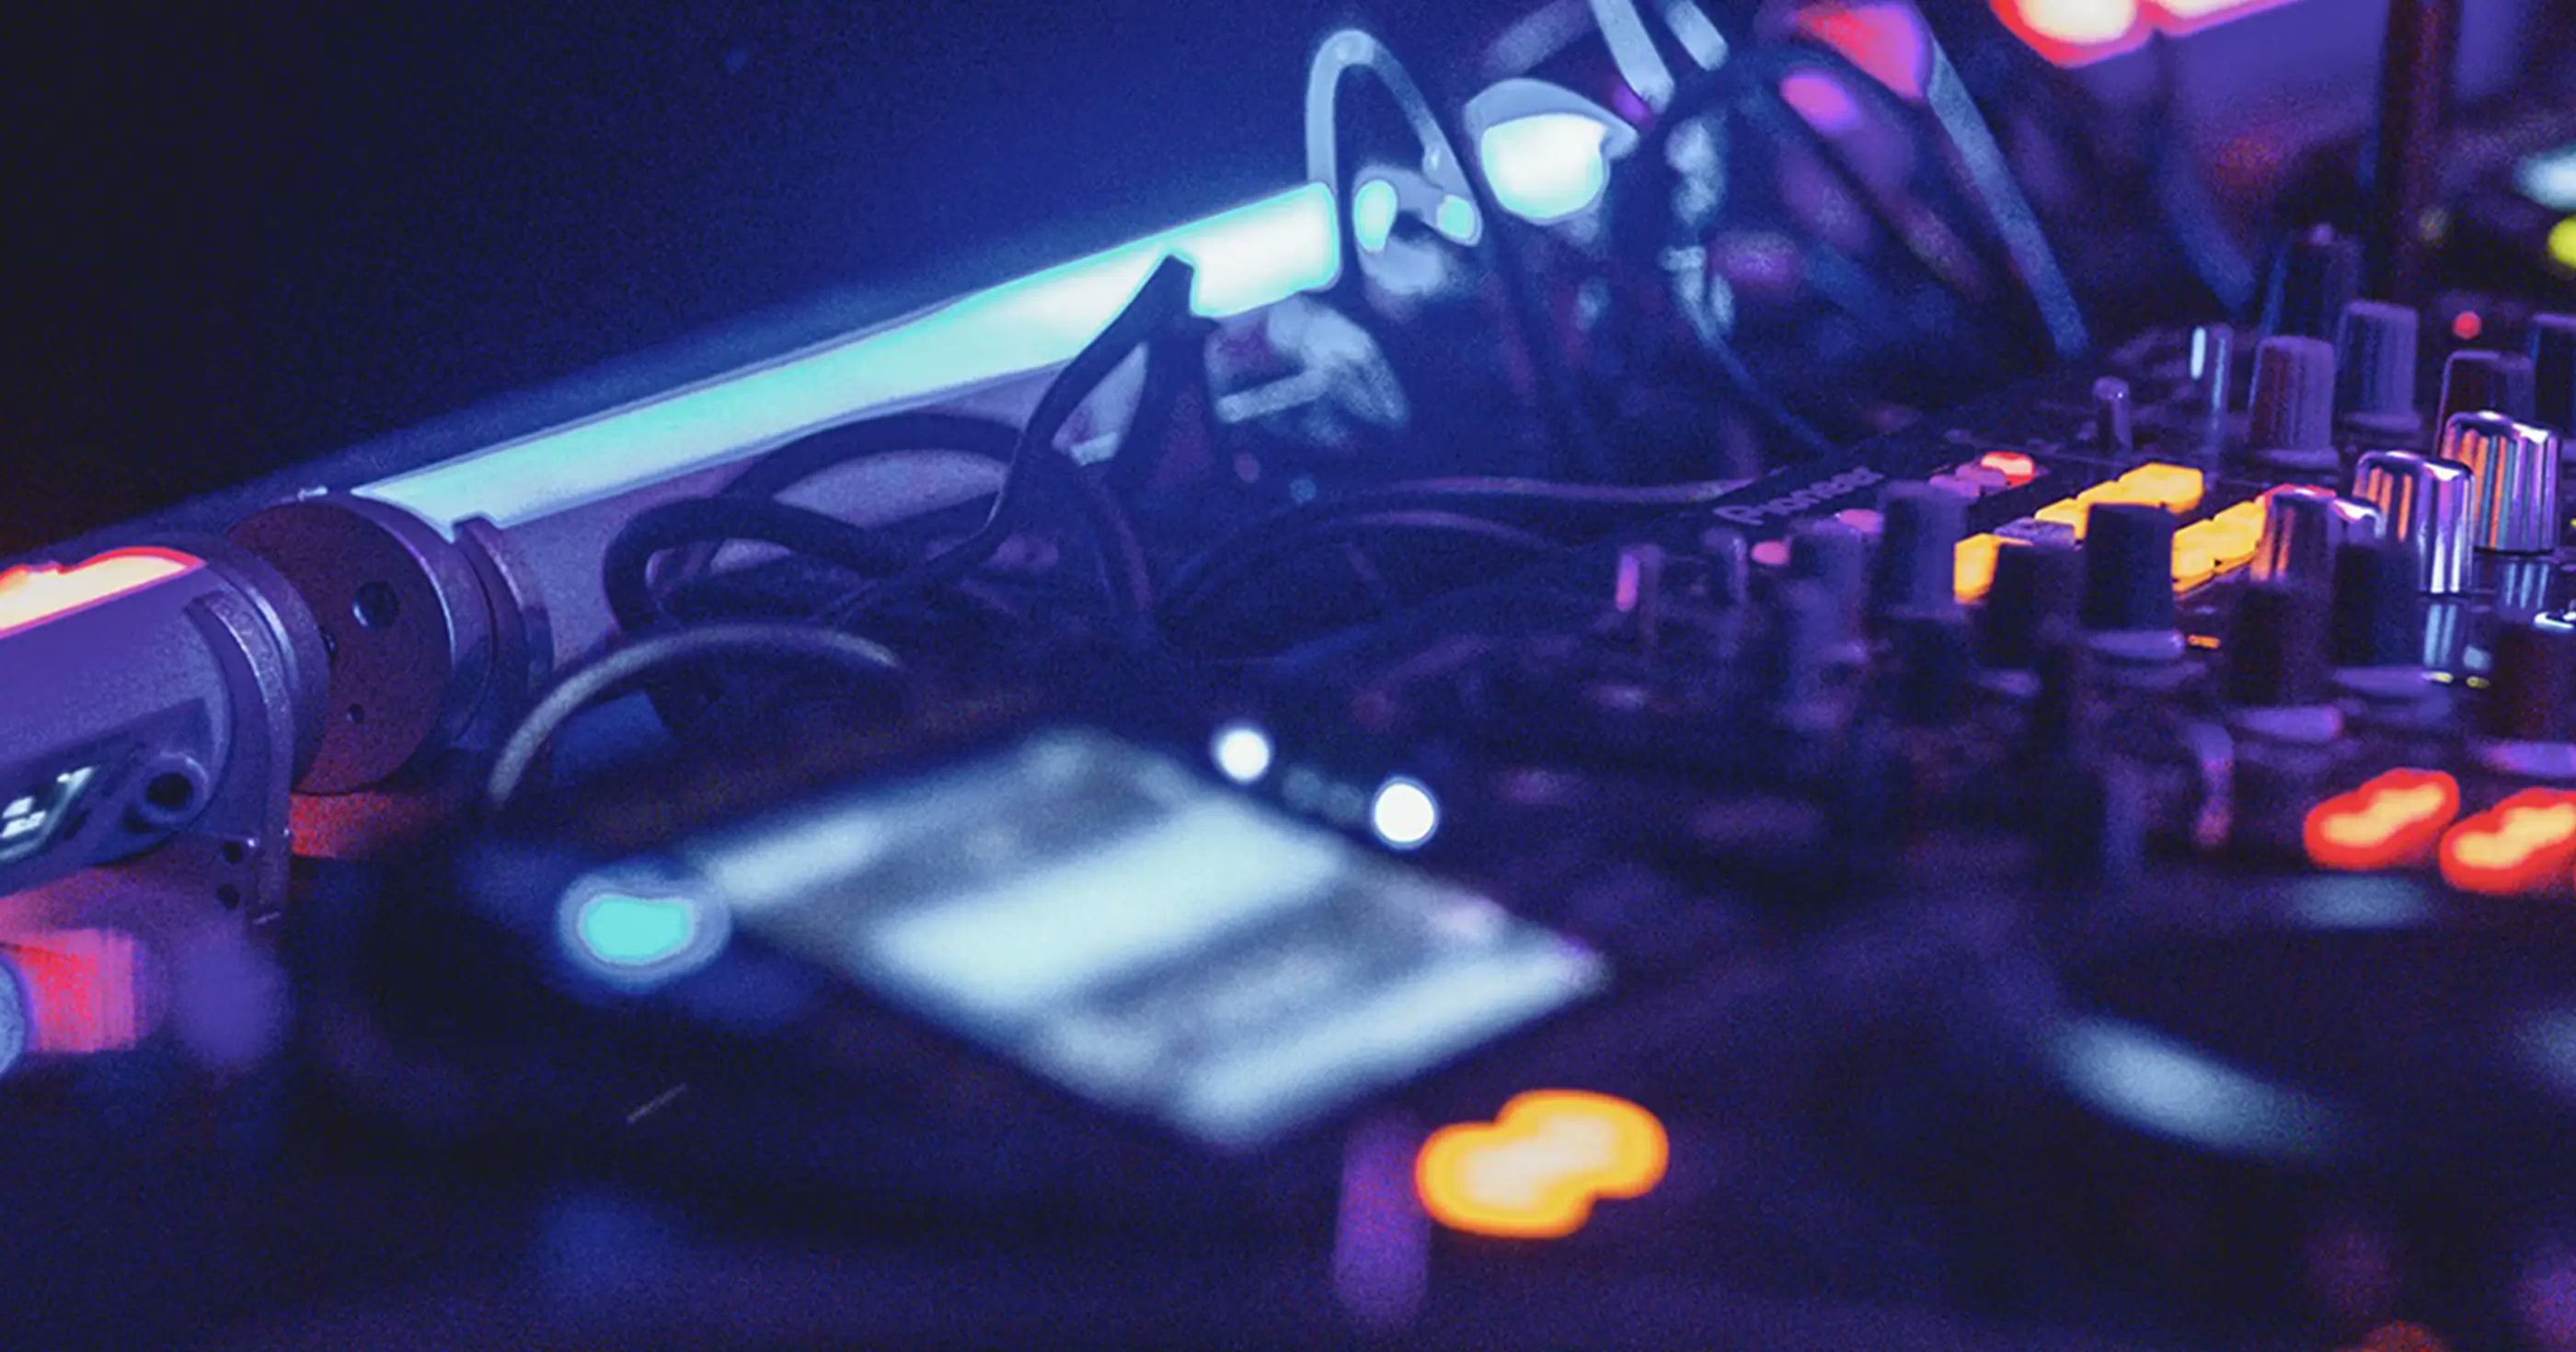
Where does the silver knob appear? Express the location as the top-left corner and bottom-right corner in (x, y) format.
(2351, 449), (2474, 594)
(2439, 412), (2562, 554)
(2251, 486), (2383, 587)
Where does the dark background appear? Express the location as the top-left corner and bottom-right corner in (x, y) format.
(6, 1), (2548, 556)
(3, 3), (1466, 553)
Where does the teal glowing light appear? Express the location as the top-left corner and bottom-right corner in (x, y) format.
(1433, 195), (1480, 244)
(559, 878), (728, 986)
(363, 184), (1342, 531)
(1351, 178), (1401, 252)
(578, 894), (696, 966)
(1478, 114), (1615, 223)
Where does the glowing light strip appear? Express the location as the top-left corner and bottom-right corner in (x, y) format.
(358, 105), (1633, 533)
(361, 185), (1342, 530)
(0, 547), (201, 639)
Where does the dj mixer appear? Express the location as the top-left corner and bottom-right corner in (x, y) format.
(16, 2), (2576, 1347)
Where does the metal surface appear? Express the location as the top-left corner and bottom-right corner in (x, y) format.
(2352, 448), (2474, 592)
(228, 497), (502, 792)
(2439, 411), (2561, 553)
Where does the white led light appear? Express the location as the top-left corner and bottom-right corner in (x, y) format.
(2519, 144), (2576, 213)
(1370, 777), (1441, 851)
(1479, 114), (1615, 224)
(1210, 722), (1276, 785)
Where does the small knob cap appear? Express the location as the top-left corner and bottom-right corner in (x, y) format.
(2248, 336), (2340, 470)
(2529, 313), (2576, 435)
(2334, 300), (2421, 442)
(2481, 621), (2576, 743)
(2092, 377), (2135, 454)
(2188, 324), (2235, 420)
(2262, 225), (2361, 341)
(2435, 349), (2536, 429)
(2250, 486), (2383, 587)
(1976, 541), (2084, 670)
(2079, 504), (2179, 642)
(2329, 538), (2424, 670)
(2350, 449), (2474, 593)
(1869, 484), (1965, 621)
(2226, 581), (2330, 708)
(2440, 412), (2562, 554)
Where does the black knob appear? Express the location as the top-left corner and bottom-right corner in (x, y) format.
(2481, 621), (2576, 742)
(2262, 225), (2362, 341)
(2247, 335), (2340, 470)
(1766, 580), (1838, 719)
(1977, 541), (2084, 670)
(1696, 527), (1752, 606)
(1869, 484), (1966, 622)
(1788, 519), (1868, 653)
(2329, 538), (2424, 670)
(2530, 313), (2576, 434)
(2079, 504), (2179, 641)
(2435, 349), (2536, 429)
(2226, 581), (2330, 707)
(2335, 300), (2421, 442)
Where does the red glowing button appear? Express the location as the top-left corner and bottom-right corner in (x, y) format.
(2304, 770), (2460, 872)
(1991, 0), (2301, 68)
(2438, 789), (2576, 897)
(1417, 1090), (1667, 1239)
(1977, 451), (2039, 487)
(0, 547), (201, 639)
(2451, 310), (2484, 342)
(1792, 4), (1929, 101)
(4, 930), (146, 1056)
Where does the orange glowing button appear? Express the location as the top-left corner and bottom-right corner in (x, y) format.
(0, 547), (200, 639)
(2033, 498), (2088, 534)
(1955, 533), (2009, 603)
(1416, 1090), (1668, 1239)
(2110, 462), (2205, 513)
(1976, 451), (2038, 487)
(2170, 544), (2216, 593)
(2438, 788), (2576, 897)
(2303, 770), (2461, 873)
